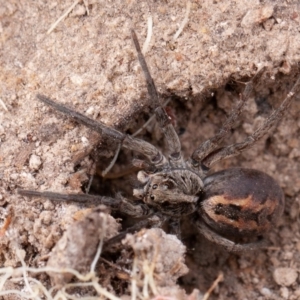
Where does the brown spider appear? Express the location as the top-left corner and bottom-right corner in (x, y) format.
(19, 30), (300, 252)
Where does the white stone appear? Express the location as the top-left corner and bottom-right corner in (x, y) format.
(273, 267), (298, 286)
(29, 154), (42, 170)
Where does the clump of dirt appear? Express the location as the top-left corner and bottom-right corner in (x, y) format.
(46, 206), (120, 286)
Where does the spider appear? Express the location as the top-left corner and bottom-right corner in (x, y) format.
(19, 30), (300, 252)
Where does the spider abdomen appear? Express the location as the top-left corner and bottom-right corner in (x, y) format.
(199, 168), (284, 239)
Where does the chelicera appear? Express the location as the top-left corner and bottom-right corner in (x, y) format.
(19, 30), (300, 252)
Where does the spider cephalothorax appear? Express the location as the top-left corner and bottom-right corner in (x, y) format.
(133, 168), (203, 216)
(18, 30), (300, 252)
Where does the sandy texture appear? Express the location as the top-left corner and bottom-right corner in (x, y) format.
(0, 0), (300, 299)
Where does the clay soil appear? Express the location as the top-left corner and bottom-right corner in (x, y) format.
(0, 1), (300, 299)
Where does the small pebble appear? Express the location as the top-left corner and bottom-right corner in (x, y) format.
(40, 211), (52, 225)
(29, 154), (42, 170)
(260, 287), (272, 297)
(85, 106), (94, 115)
(280, 287), (289, 299)
(81, 136), (89, 147)
(43, 200), (55, 211)
(282, 251), (293, 260)
(241, 5), (274, 28)
(70, 75), (83, 86)
(252, 277), (259, 284)
(72, 4), (86, 17)
(273, 267), (298, 286)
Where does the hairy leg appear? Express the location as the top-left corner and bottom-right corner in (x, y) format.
(196, 219), (266, 252)
(168, 218), (182, 239)
(36, 94), (167, 168)
(201, 75), (300, 168)
(189, 68), (268, 168)
(18, 189), (151, 217)
(190, 90), (248, 167)
(131, 30), (183, 166)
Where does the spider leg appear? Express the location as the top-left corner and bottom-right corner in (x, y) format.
(201, 75), (300, 168)
(169, 218), (181, 239)
(189, 68), (268, 168)
(191, 94), (245, 165)
(131, 30), (184, 167)
(196, 218), (267, 252)
(36, 94), (168, 168)
(19, 189), (164, 251)
(18, 189), (151, 217)
(103, 214), (164, 252)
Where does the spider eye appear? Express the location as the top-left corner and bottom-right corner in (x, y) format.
(150, 195), (155, 200)
(152, 184), (158, 189)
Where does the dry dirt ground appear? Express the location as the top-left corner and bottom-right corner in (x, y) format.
(0, 0), (300, 299)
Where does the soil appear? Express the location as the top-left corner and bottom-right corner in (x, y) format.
(0, 1), (300, 299)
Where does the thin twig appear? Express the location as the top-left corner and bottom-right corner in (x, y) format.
(173, 1), (191, 40)
(142, 16), (153, 55)
(202, 272), (224, 300)
(0, 98), (8, 111)
(90, 213), (107, 273)
(47, 0), (80, 34)
(101, 142), (122, 177)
